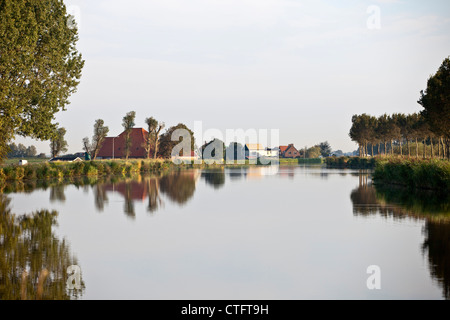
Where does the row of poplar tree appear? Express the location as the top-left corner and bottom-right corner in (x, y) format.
(349, 57), (450, 159)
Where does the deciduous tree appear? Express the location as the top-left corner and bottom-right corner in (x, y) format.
(0, 0), (84, 162)
(50, 127), (68, 158)
(122, 111), (136, 160)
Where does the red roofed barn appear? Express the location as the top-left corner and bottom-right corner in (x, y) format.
(97, 128), (149, 159)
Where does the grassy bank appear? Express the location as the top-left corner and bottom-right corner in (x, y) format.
(373, 158), (450, 192)
(278, 158), (324, 165)
(0, 159), (176, 182)
(0, 157), (326, 182)
(325, 156), (377, 169)
(1, 157), (48, 167)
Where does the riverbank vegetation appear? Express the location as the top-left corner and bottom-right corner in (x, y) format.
(325, 156), (376, 169)
(373, 158), (450, 192)
(0, 160), (174, 183)
(0, 157), (287, 183)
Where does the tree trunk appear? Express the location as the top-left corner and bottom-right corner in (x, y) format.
(399, 139), (403, 157)
(423, 139), (426, 159)
(391, 140), (394, 156)
(415, 138), (418, 159)
(441, 137), (446, 159)
(447, 139), (450, 160)
(430, 137), (434, 158)
(153, 140), (159, 160)
(371, 144), (374, 157)
(407, 139), (410, 158)
(438, 137), (441, 158)
(384, 141), (387, 157)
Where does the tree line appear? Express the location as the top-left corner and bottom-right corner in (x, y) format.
(349, 57), (449, 159)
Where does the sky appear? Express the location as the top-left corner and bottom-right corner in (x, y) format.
(14, 0), (450, 154)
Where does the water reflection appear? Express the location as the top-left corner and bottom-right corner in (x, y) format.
(50, 185), (66, 203)
(202, 169), (226, 188)
(92, 170), (201, 218)
(0, 194), (84, 300)
(350, 177), (450, 300)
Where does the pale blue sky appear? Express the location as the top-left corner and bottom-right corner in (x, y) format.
(16, 0), (450, 154)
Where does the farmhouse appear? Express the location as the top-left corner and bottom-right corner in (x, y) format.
(97, 128), (149, 159)
(279, 144), (300, 158)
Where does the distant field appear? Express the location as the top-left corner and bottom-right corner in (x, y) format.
(1, 157), (48, 167)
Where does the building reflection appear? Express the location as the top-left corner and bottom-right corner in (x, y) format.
(0, 194), (84, 300)
(95, 170), (201, 218)
(350, 176), (450, 300)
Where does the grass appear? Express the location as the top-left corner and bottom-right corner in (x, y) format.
(1, 157), (48, 167)
(0, 159), (174, 183)
(372, 158), (450, 192)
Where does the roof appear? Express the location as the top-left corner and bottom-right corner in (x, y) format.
(279, 146), (288, 153)
(245, 143), (264, 150)
(49, 155), (82, 162)
(279, 144), (298, 153)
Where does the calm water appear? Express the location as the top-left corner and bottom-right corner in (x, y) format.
(1, 165), (449, 300)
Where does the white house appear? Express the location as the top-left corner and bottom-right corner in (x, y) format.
(265, 147), (279, 158)
(245, 144), (279, 159)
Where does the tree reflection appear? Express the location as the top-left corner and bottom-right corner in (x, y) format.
(422, 221), (450, 300)
(50, 185), (66, 202)
(201, 169), (226, 189)
(160, 171), (198, 204)
(350, 176), (450, 300)
(93, 170), (199, 216)
(147, 177), (163, 213)
(0, 194), (84, 300)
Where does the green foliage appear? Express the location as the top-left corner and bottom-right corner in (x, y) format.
(83, 119), (109, 160)
(145, 117), (165, 159)
(158, 123), (195, 159)
(418, 57), (450, 140)
(319, 141), (332, 157)
(0, 0), (84, 162)
(122, 111), (136, 160)
(350, 57), (450, 159)
(326, 156), (376, 168)
(373, 158), (450, 192)
(306, 146), (321, 159)
(279, 158), (323, 165)
(50, 127), (69, 158)
(7, 143), (37, 158)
